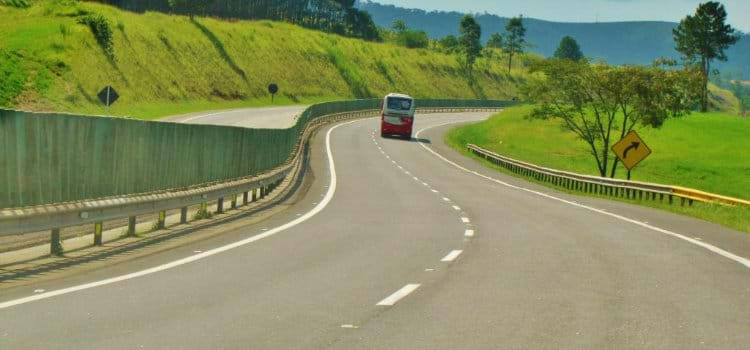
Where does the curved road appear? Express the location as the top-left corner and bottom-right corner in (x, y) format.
(0, 112), (748, 349)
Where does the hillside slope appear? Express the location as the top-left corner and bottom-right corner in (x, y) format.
(0, 1), (527, 118)
(357, 1), (750, 80)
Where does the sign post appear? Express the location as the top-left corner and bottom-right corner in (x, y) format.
(268, 83), (278, 103)
(97, 86), (119, 116)
(611, 130), (652, 179)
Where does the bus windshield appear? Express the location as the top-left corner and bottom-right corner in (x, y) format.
(387, 97), (413, 111)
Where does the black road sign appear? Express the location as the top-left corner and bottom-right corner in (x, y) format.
(98, 86), (119, 107)
(268, 84), (279, 95)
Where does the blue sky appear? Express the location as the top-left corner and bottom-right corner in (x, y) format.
(372, 0), (750, 32)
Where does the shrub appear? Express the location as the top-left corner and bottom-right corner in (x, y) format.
(77, 14), (115, 59)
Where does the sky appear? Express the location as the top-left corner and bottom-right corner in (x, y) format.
(372, 0), (750, 33)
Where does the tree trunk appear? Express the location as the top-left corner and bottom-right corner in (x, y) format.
(507, 52), (513, 74)
(701, 58), (710, 112)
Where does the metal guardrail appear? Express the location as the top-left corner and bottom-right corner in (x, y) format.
(0, 104), (505, 256)
(468, 144), (750, 208)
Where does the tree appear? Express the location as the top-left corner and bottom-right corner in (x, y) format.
(553, 36), (584, 61)
(486, 33), (503, 49)
(392, 19), (407, 33)
(673, 1), (741, 112)
(502, 16), (526, 73)
(459, 15), (482, 78)
(522, 59), (701, 177)
(438, 35), (460, 53)
(168, 0), (215, 19)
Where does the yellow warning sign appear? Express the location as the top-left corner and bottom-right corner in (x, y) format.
(611, 130), (652, 170)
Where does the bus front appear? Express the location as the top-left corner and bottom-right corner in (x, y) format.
(380, 94), (415, 139)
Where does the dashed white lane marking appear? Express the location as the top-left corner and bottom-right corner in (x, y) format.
(442, 197), (451, 202)
(431, 189), (439, 193)
(461, 217), (471, 223)
(33, 289), (45, 294)
(415, 121), (750, 269)
(413, 177), (420, 181)
(340, 324), (359, 329)
(422, 182), (429, 186)
(425, 268), (435, 272)
(441, 250), (463, 262)
(464, 229), (475, 237)
(0, 119), (362, 310)
(376, 284), (421, 306)
(452, 205), (461, 211)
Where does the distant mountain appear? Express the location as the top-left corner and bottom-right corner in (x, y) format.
(356, 1), (750, 79)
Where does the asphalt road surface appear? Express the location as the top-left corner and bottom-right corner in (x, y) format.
(164, 105), (308, 128)
(1, 112), (748, 349)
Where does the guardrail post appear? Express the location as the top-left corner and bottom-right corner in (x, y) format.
(243, 191), (249, 205)
(94, 222), (103, 246)
(180, 207), (188, 224)
(231, 194), (238, 209)
(157, 210), (166, 229)
(217, 198), (225, 214)
(680, 197), (686, 206)
(50, 229), (63, 256)
(128, 216), (137, 236)
(252, 188), (258, 202)
(668, 195), (673, 205)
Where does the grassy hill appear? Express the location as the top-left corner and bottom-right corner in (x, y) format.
(0, 0), (530, 119)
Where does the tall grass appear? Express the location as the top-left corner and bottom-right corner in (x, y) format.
(0, 0), (527, 118)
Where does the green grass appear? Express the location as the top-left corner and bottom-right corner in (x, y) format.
(447, 106), (750, 233)
(0, 0), (531, 119)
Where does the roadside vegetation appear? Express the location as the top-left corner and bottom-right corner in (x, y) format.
(446, 2), (749, 232)
(446, 106), (750, 232)
(0, 0), (531, 118)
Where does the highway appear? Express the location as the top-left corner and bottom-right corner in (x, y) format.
(163, 105), (308, 128)
(1, 112), (749, 349)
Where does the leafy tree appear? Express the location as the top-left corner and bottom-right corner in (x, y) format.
(438, 35), (460, 53)
(168, 0), (215, 19)
(502, 16), (526, 73)
(459, 15), (482, 78)
(673, 1), (741, 111)
(523, 59), (701, 177)
(553, 36), (584, 61)
(392, 19), (407, 33)
(486, 33), (503, 49)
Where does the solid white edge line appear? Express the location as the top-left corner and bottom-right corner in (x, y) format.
(441, 250), (463, 262)
(415, 121), (750, 269)
(376, 284), (421, 306)
(0, 119), (364, 310)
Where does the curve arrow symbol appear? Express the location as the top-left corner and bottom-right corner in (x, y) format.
(622, 141), (640, 159)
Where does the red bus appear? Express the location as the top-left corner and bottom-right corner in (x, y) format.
(380, 93), (415, 139)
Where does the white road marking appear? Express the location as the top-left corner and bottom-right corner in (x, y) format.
(413, 177), (419, 181)
(442, 197), (451, 202)
(422, 182), (429, 186)
(441, 250), (463, 262)
(376, 284), (421, 306)
(33, 289), (45, 294)
(464, 229), (475, 237)
(340, 324), (359, 329)
(0, 119), (362, 310)
(179, 111), (226, 123)
(425, 268), (435, 272)
(431, 189), (439, 193)
(452, 205), (461, 211)
(415, 122), (750, 269)
(461, 217), (471, 223)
